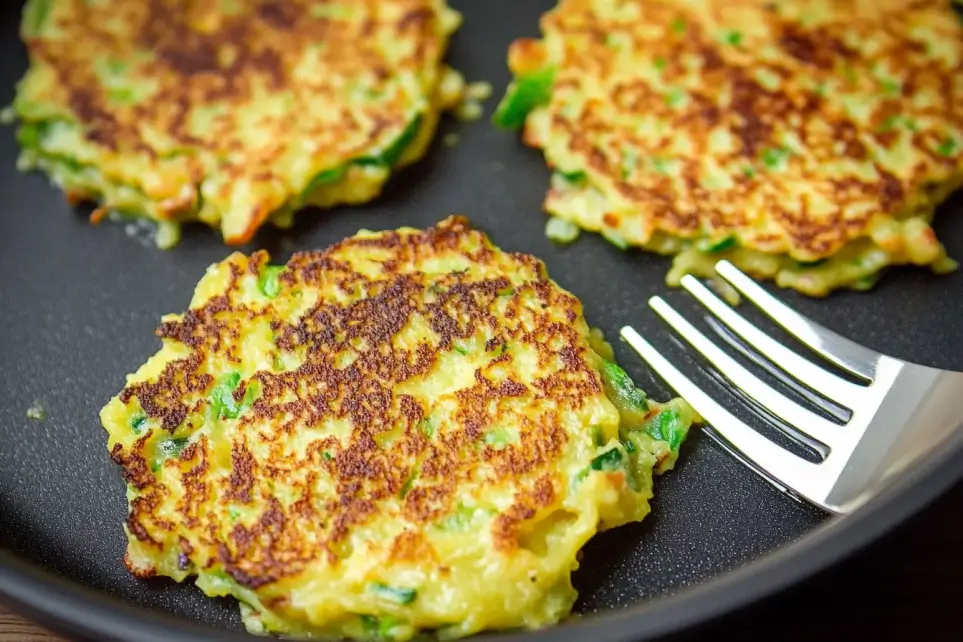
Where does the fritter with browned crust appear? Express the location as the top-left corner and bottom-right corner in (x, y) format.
(8, 0), (465, 247)
(100, 216), (697, 640)
(495, 0), (963, 296)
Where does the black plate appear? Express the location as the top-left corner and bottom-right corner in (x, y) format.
(2, 1), (962, 641)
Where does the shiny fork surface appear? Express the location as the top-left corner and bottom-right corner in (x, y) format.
(621, 260), (963, 514)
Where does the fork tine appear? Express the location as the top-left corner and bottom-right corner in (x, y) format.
(619, 325), (826, 501)
(649, 296), (842, 449)
(680, 274), (865, 404)
(714, 260), (879, 381)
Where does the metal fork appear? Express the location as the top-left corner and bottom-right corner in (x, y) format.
(620, 260), (963, 514)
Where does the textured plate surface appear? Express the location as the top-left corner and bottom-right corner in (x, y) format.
(1, 0), (963, 638)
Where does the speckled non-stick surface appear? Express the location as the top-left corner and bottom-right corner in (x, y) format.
(2, 0), (962, 639)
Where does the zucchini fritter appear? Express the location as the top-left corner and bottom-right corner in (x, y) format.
(9, 0), (465, 247)
(100, 216), (697, 640)
(495, 0), (963, 296)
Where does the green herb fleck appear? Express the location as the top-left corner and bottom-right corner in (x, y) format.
(399, 472), (418, 499)
(881, 78), (901, 97)
(130, 412), (147, 434)
(761, 147), (790, 171)
(654, 56), (667, 71)
(229, 508), (241, 522)
(371, 583), (418, 605)
(492, 67), (557, 129)
(600, 361), (649, 414)
(301, 166), (346, 201)
(322, 451), (333, 461)
(622, 438), (637, 454)
(210, 373), (259, 420)
(355, 114), (424, 168)
(159, 437), (190, 459)
(25, 0), (52, 35)
(697, 235), (738, 253)
(620, 147), (639, 179)
(590, 447), (624, 472)
(652, 157), (674, 174)
(664, 86), (686, 108)
(453, 345), (470, 356)
(797, 258), (827, 268)
(498, 287), (516, 297)
(671, 17), (686, 34)
(361, 614), (402, 641)
(419, 417), (435, 439)
(258, 265), (285, 298)
(742, 166), (756, 179)
(557, 169), (587, 184)
(591, 425), (606, 447)
(937, 136), (959, 157)
(724, 30), (742, 46)
(643, 409), (687, 451)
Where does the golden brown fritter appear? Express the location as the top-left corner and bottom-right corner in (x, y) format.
(10, 0), (465, 246)
(496, 0), (963, 295)
(100, 216), (697, 639)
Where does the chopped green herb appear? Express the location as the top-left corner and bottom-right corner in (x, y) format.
(556, 169), (588, 183)
(600, 361), (649, 414)
(590, 447), (624, 472)
(724, 30), (742, 46)
(671, 17), (686, 34)
(371, 583), (418, 605)
(492, 66), (557, 129)
(272, 354), (285, 371)
(852, 274), (879, 291)
(643, 409), (687, 451)
(356, 114), (424, 168)
(130, 413), (147, 434)
(229, 508), (241, 521)
(258, 265), (285, 298)
(159, 437), (190, 459)
(937, 137), (959, 157)
(652, 157), (673, 174)
(620, 147), (639, 179)
(453, 345), (469, 356)
(797, 258), (827, 268)
(301, 166), (346, 201)
(761, 147), (790, 171)
(210, 372), (259, 420)
(322, 451), (333, 461)
(498, 287), (516, 297)
(419, 417), (435, 439)
(881, 78), (901, 97)
(399, 472), (417, 499)
(697, 235), (738, 253)
(742, 166), (756, 179)
(24, 0), (52, 35)
(361, 614), (402, 641)
(664, 86), (686, 108)
(654, 56), (667, 71)
(621, 438), (637, 454)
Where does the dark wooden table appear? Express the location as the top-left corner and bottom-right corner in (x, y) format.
(3, 483), (961, 641)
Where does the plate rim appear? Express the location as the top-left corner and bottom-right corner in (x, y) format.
(3, 428), (962, 642)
